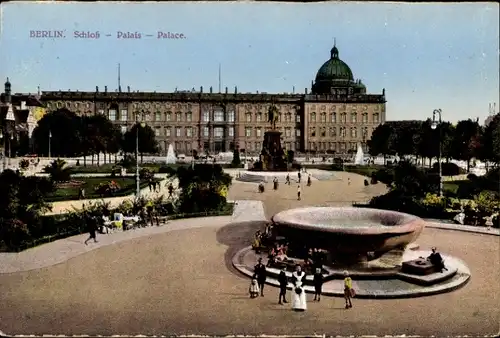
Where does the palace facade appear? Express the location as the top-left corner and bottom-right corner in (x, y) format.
(39, 44), (386, 155)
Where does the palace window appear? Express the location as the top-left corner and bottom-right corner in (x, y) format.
(296, 129), (301, 137)
(246, 113), (252, 122)
(351, 127), (357, 138)
(121, 110), (128, 121)
(340, 127), (346, 137)
(341, 113), (347, 123)
(374, 105), (379, 111)
(145, 112), (151, 121)
(176, 112), (182, 122)
(186, 127), (193, 137)
(166, 112), (172, 121)
(256, 128), (262, 137)
(228, 127), (234, 137)
(214, 127), (224, 137)
(331, 113), (337, 123)
(227, 110), (235, 122)
(98, 109), (105, 115)
(155, 127), (161, 137)
(321, 128), (326, 137)
(286, 113), (292, 122)
(214, 111), (224, 122)
(373, 113), (380, 123)
(176, 127), (182, 137)
(203, 111), (210, 122)
(311, 112), (316, 122)
(351, 113), (357, 123)
(155, 111), (161, 121)
(295, 141), (301, 150)
(245, 127), (252, 137)
(285, 128), (291, 137)
(362, 127), (369, 139)
(57, 102), (62, 108)
(108, 109), (116, 121)
(86, 103), (90, 108)
(362, 113), (368, 123)
(120, 125), (127, 134)
(311, 127), (316, 137)
(296, 114), (301, 123)
(321, 112), (327, 123)
(203, 127), (209, 137)
(186, 112), (192, 122)
(165, 127), (171, 137)
(330, 127), (336, 137)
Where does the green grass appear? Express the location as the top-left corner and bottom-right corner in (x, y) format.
(167, 202), (235, 220)
(70, 163), (165, 174)
(343, 165), (384, 177)
(443, 180), (468, 194)
(46, 177), (161, 202)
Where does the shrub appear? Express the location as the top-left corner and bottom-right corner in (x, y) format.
(431, 162), (464, 176)
(372, 168), (394, 185)
(364, 179), (369, 186)
(474, 191), (500, 216)
(43, 159), (72, 183)
(19, 159), (30, 170)
(467, 173), (478, 180)
(94, 180), (121, 197)
(286, 150), (295, 164)
(139, 168), (155, 181)
(0, 218), (30, 251)
(119, 155), (136, 169)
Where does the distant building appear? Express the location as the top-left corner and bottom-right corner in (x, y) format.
(8, 44), (387, 155)
(0, 78), (44, 155)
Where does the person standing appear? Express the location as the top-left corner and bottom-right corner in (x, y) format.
(278, 267), (289, 304)
(254, 258), (267, 297)
(84, 215), (98, 245)
(291, 265), (307, 311)
(343, 270), (354, 309)
(286, 174), (290, 185)
(297, 171), (301, 183)
(297, 185), (301, 200)
(313, 268), (323, 301)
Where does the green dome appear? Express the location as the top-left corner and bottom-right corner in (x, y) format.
(315, 46), (354, 83)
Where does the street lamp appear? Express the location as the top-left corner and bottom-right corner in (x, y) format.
(135, 111), (147, 197)
(431, 109), (443, 197)
(48, 130), (52, 159)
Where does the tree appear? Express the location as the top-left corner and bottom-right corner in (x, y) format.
(32, 109), (83, 157)
(417, 119), (455, 166)
(479, 113), (500, 166)
(367, 123), (395, 165)
(43, 159), (72, 183)
(173, 164), (232, 214)
(450, 119), (482, 172)
(122, 123), (159, 163)
(0, 169), (54, 250)
(232, 148), (241, 166)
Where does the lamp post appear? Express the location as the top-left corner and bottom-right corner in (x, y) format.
(431, 109), (443, 197)
(48, 130), (52, 159)
(0, 132), (5, 171)
(135, 111), (147, 197)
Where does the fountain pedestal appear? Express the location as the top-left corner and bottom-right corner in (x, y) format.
(257, 131), (287, 171)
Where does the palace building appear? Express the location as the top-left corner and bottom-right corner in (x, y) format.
(37, 44), (386, 155)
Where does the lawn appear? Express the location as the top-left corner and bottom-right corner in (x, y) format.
(443, 180), (469, 195)
(70, 163), (164, 174)
(46, 177), (161, 202)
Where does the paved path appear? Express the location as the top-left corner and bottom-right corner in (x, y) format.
(0, 200), (264, 275)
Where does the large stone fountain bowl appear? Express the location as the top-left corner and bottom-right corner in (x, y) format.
(271, 207), (426, 258)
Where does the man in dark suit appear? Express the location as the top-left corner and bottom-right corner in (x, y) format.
(254, 258), (267, 297)
(278, 267), (288, 304)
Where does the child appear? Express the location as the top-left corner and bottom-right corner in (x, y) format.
(249, 275), (260, 298)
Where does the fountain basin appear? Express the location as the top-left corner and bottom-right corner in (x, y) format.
(271, 207), (425, 259)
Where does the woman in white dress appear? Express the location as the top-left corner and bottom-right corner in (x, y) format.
(291, 265), (307, 311)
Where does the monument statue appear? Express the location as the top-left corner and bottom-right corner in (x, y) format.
(268, 105), (279, 130)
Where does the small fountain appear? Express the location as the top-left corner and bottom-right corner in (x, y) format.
(354, 143), (365, 165)
(165, 144), (177, 164)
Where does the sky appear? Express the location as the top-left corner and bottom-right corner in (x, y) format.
(0, 1), (498, 123)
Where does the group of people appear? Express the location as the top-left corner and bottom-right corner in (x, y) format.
(249, 258), (355, 311)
